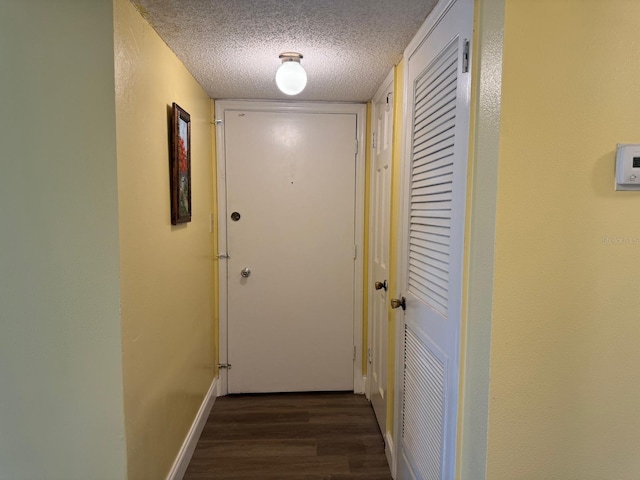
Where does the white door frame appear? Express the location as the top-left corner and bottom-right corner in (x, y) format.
(392, 0), (473, 477)
(214, 100), (367, 396)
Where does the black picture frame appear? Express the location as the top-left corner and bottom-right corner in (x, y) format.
(170, 102), (191, 225)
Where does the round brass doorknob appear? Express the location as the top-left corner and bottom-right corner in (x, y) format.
(390, 296), (406, 310)
(374, 280), (387, 291)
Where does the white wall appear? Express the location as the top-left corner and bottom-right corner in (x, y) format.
(0, 1), (127, 478)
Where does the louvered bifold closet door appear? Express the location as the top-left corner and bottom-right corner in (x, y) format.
(398, 1), (472, 477)
(402, 39), (458, 480)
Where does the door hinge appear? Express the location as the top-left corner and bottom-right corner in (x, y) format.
(462, 39), (470, 73)
(353, 346), (357, 361)
(368, 347), (372, 364)
(355, 138), (359, 155)
(372, 132), (377, 149)
(214, 119), (224, 125)
(218, 363), (232, 370)
(217, 252), (230, 259)
(353, 245), (358, 260)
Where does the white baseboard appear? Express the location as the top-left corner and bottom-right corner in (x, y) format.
(386, 430), (396, 479)
(355, 375), (366, 394)
(166, 376), (218, 480)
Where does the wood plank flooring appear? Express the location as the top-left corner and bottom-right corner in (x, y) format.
(183, 392), (393, 480)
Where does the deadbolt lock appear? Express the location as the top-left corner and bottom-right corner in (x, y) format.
(390, 296), (406, 311)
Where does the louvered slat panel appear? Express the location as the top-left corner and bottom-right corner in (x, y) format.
(409, 248), (449, 273)
(413, 135), (455, 163)
(414, 128), (456, 159)
(414, 88), (457, 134)
(410, 233), (450, 249)
(408, 40), (457, 316)
(408, 268), (448, 302)
(408, 278), (447, 314)
(411, 196), (451, 211)
(403, 326), (445, 479)
(414, 49), (457, 111)
(414, 94), (456, 138)
(412, 200), (452, 212)
(409, 267), (449, 304)
(409, 265), (449, 300)
(414, 67), (457, 129)
(414, 114), (456, 150)
(413, 145), (455, 171)
(411, 191), (451, 204)
(413, 49), (456, 104)
(412, 215), (451, 228)
(410, 241), (450, 264)
(412, 172), (454, 190)
(411, 226), (450, 243)
(411, 226), (451, 246)
(412, 208), (452, 220)
(414, 159), (454, 180)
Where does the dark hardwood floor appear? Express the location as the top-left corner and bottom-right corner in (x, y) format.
(183, 392), (393, 480)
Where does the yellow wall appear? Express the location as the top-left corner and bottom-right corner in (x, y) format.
(363, 103), (372, 374)
(113, 0), (216, 478)
(487, 1), (640, 478)
(0, 1), (127, 478)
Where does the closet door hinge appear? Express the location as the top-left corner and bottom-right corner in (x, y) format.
(214, 119), (224, 125)
(218, 363), (232, 370)
(462, 39), (470, 73)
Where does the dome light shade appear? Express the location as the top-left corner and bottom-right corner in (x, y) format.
(276, 53), (307, 95)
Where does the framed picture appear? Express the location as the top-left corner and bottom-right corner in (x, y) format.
(170, 102), (191, 224)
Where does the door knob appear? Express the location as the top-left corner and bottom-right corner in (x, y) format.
(374, 280), (388, 291)
(390, 296), (406, 310)
(240, 267), (251, 278)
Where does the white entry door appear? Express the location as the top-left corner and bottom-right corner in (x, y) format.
(395, 0), (473, 478)
(222, 107), (359, 394)
(369, 71), (394, 436)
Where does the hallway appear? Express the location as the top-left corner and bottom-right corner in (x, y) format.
(183, 393), (392, 479)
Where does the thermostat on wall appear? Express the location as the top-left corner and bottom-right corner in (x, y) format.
(615, 144), (640, 191)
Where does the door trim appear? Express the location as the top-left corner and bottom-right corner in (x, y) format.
(214, 100), (367, 395)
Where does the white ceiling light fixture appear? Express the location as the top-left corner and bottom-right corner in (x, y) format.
(275, 52), (307, 96)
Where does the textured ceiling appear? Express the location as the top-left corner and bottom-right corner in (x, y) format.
(132, 0), (438, 102)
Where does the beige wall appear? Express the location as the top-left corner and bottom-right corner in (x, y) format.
(113, 0), (216, 478)
(486, 1), (640, 478)
(0, 1), (127, 478)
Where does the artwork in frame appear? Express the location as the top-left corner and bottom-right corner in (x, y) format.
(170, 102), (191, 225)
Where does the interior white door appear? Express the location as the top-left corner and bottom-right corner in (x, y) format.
(224, 110), (357, 394)
(369, 73), (394, 436)
(395, 0), (473, 478)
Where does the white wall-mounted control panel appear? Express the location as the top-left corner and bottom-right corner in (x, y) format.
(616, 144), (640, 191)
